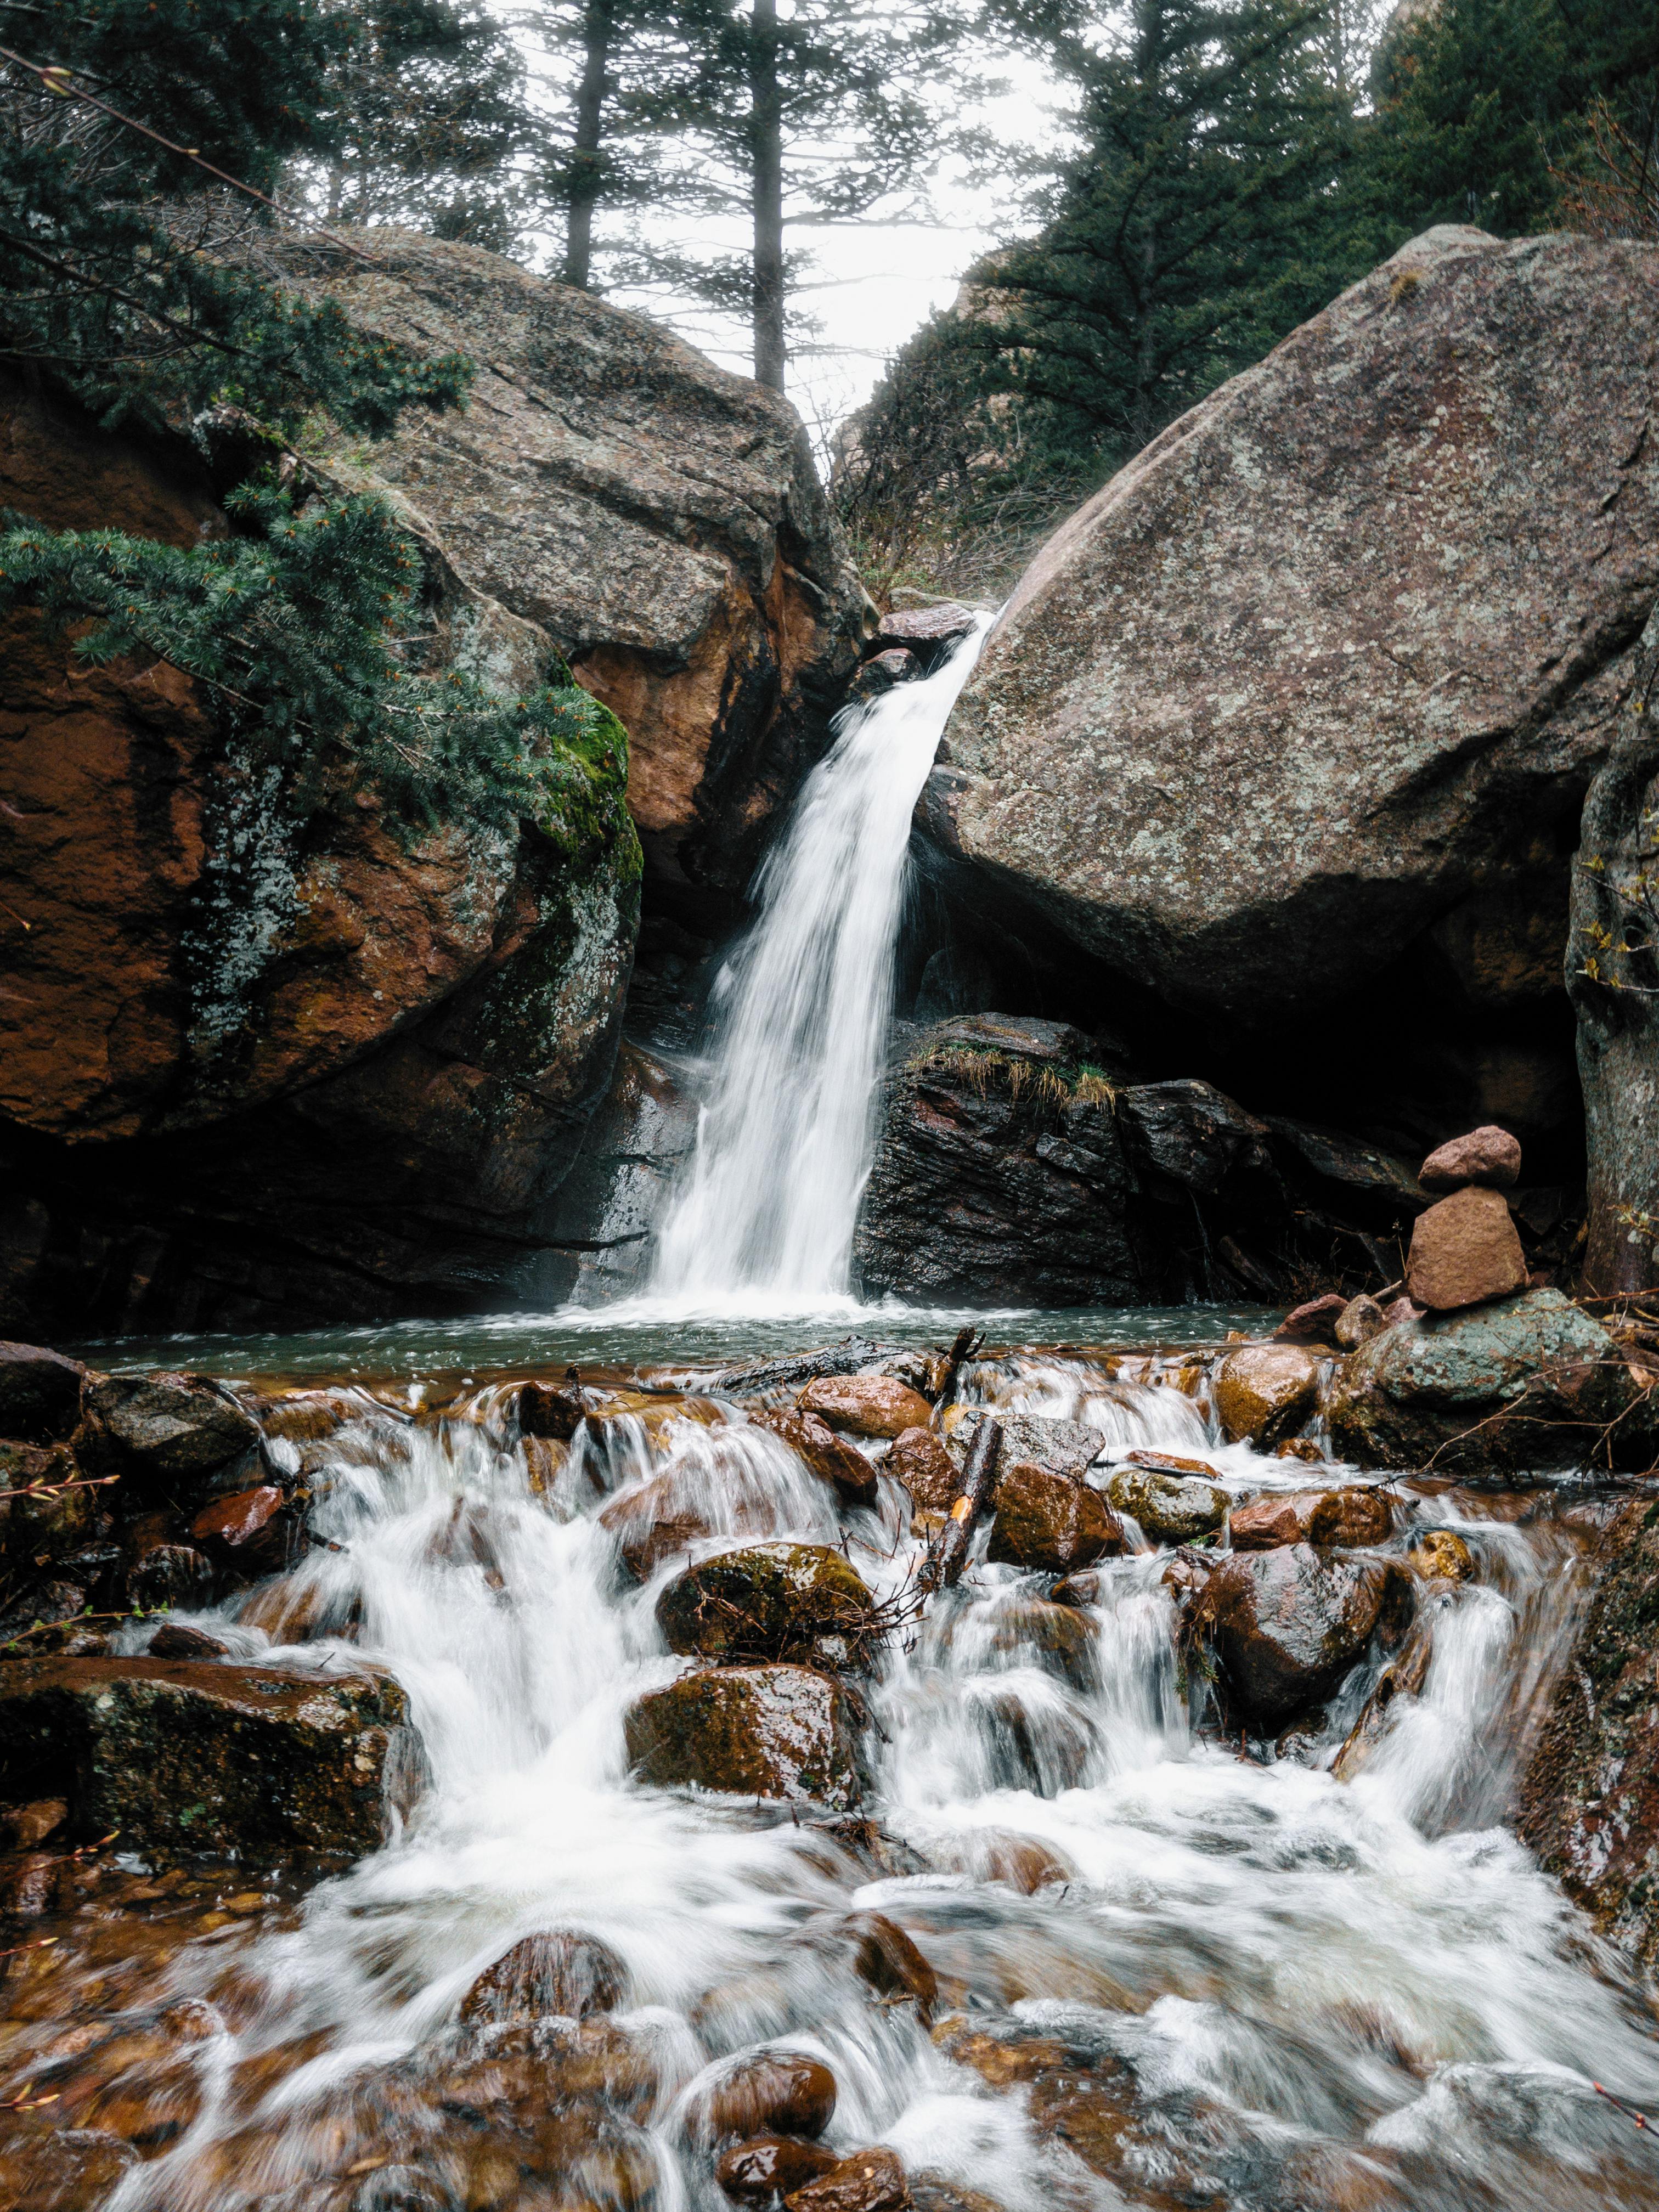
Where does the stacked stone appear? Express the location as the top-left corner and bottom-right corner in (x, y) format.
(1404, 1125), (1529, 1312)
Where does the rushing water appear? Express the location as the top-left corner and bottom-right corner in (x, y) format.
(649, 622), (993, 1304)
(9, 1334), (1659, 2212)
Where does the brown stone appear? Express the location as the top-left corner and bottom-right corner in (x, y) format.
(1419, 1124), (1522, 1190)
(190, 1485), (292, 1573)
(1409, 1528), (1475, 1582)
(690, 2050), (838, 2143)
(941, 1830), (1073, 1893)
(655, 1544), (877, 1668)
(460, 1930), (630, 2024)
(981, 1598), (1099, 1692)
(1406, 1185), (1529, 1311)
(1121, 1447), (1222, 1480)
(1334, 1295), (1387, 1351)
(785, 2147), (910, 2212)
(0, 1796), (65, 1849)
(844, 1911), (938, 2019)
(720, 2136), (843, 2204)
(1228, 1487), (1393, 1551)
(797, 1377), (934, 1440)
(147, 1622), (231, 1659)
(519, 1379), (589, 1441)
(888, 1426), (961, 1513)
(1213, 1345), (1320, 1448)
(599, 1474), (716, 1582)
(986, 1462), (1124, 1573)
(625, 1665), (863, 1808)
(82, 1371), (262, 1486)
(0, 2118), (138, 2209)
(751, 1409), (879, 1506)
(1273, 1295), (1347, 1344)
(0, 1340), (85, 1442)
(1187, 1546), (1392, 1731)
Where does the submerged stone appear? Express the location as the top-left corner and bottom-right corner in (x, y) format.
(625, 1664), (864, 1808)
(720, 2135), (842, 2204)
(460, 1931), (630, 2024)
(1228, 1487), (1393, 1551)
(749, 1409), (879, 1506)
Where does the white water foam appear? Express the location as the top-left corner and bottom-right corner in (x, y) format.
(649, 619), (993, 1305)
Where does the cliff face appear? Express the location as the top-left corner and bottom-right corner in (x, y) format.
(0, 239), (866, 1334)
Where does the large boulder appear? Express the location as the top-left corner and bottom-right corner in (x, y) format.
(1519, 1496), (1659, 1970)
(925, 228), (1659, 1155)
(1186, 1547), (1393, 1731)
(0, 1656), (415, 1860)
(1325, 1288), (1638, 1472)
(986, 1461), (1124, 1572)
(655, 1544), (878, 1667)
(625, 1664), (864, 1807)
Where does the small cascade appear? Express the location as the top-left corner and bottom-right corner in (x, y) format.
(650, 620), (992, 1306)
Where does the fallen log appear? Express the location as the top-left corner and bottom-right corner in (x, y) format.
(919, 1412), (1002, 1596)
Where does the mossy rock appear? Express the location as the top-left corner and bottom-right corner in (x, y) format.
(656, 1543), (877, 1669)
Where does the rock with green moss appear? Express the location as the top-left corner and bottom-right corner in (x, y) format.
(657, 1543), (879, 1669)
(1105, 1465), (1228, 1543)
(625, 1665), (865, 1808)
(1324, 1289), (1638, 1472)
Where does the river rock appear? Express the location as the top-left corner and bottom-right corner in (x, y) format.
(784, 2147), (911, 2212)
(1274, 1294), (1348, 1345)
(80, 1371), (262, 1489)
(0, 2120), (138, 2211)
(1187, 1547), (1391, 1731)
(598, 1475), (715, 1583)
(889, 1426), (961, 1513)
(1212, 1345), (1320, 1448)
(1408, 1528), (1474, 1582)
(749, 1410), (879, 1507)
(844, 1911), (938, 2017)
(928, 229), (1659, 1038)
(656, 1544), (878, 1668)
(625, 1665), (863, 1808)
(1419, 1125), (1522, 1190)
(1228, 1488), (1393, 1551)
(844, 648), (922, 709)
(0, 1655), (414, 1859)
(1104, 1465), (1228, 1544)
(981, 1598), (1099, 1692)
(986, 1463), (1124, 1573)
(519, 1379), (590, 1442)
(1325, 1288), (1635, 1472)
(877, 604), (980, 657)
(1405, 1186), (1529, 1311)
(943, 1410), (1103, 1482)
(1519, 1495), (1659, 1970)
(1334, 1295), (1387, 1351)
(1115, 1081), (1280, 1207)
(0, 1443), (94, 1567)
(690, 2049), (838, 2143)
(460, 1931), (630, 2024)
(797, 1377), (934, 1440)
(0, 1340), (85, 1442)
(853, 1018), (1140, 1305)
(189, 1485), (297, 1577)
(720, 2136), (843, 2204)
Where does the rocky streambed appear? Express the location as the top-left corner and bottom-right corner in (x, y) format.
(3, 1296), (1659, 2211)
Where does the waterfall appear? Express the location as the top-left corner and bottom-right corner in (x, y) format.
(649, 618), (992, 1305)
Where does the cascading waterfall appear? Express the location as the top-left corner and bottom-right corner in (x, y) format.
(649, 618), (993, 1305)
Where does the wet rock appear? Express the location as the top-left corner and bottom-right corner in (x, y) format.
(889, 1426), (961, 1513)
(797, 1377), (934, 1440)
(750, 1410), (879, 1508)
(0, 1655), (413, 1860)
(0, 1796), (65, 1848)
(656, 1545), (878, 1669)
(1213, 1345), (1319, 1448)
(518, 1379), (590, 1441)
(460, 1930), (630, 2024)
(783, 2147), (910, 2212)
(1420, 1125), (1522, 1190)
(943, 1410), (1102, 1482)
(0, 1443), (96, 1566)
(1104, 1464), (1227, 1544)
(351, 2167), (458, 2212)
(907, 2175), (1009, 2212)
(1273, 1294), (1348, 1344)
(1406, 1186), (1529, 1312)
(122, 1543), (213, 1611)
(853, 1018), (1139, 1307)
(1325, 1289), (1635, 1472)
(1274, 1437), (1325, 1464)
(877, 604), (979, 657)
(1116, 1080), (1280, 1209)
(0, 1341), (86, 1442)
(720, 2135), (843, 2204)
(1228, 1487), (1393, 1551)
(189, 1484), (295, 1577)
(1333, 1612), (1436, 1782)
(625, 1665), (864, 1808)
(1408, 1528), (1474, 1582)
(80, 1372), (262, 1489)
(844, 1911), (938, 2019)
(690, 2049), (838, 2143)
(1187, 1547), (1391, 1732)
(986, 1462), (1124, 1573)
(982, 1599), (1099, 1692)
(845, 649), (922, 710)
(146, 1621), (231, 1658)
(0, 2120), (138, 2210)
(1335, 1295), (1387, 1351)
(1520, 1494), (1659, 1970)
(1048, 1569), (1108, 1607)
(938, 1829), (1073, 1894)
(599, 1474), (716, 1582)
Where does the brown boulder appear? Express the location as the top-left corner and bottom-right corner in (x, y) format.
(981, 1598), (1099, 1692)
(148, 1621), (231, 1658)
(519, 1379), (590, 1441)
(751, 1409), (879, 1506)
(1419, 1125), (1522, 1190)
(1187, 1546), (1392, 1731)
(600, 1476), (716, 1582)
(845, 1911), (939, 2018)
(785, 2147), (910, 2212)
(720, 2136), (842, 2204)
(986, 1462), (1124, 1572)
(690, 2050), (838, 2143)
(1212, 1345), (1319, 1448)
(1334, 1295), (1387, 1350)
(1406, 1185), (1529, 1311)
(1228, 1487), (1393, 1551)
(190, 1484), (295, 1575)
(1273, 1295), (1347, 1344)
(81, 1370), (262, 1487)
(0, 1655), (414, 1860)
(889, 1426), (961, 1513)
(460, 1931), (630, 2024)
(797, 1376), (934, 1440)
(655, 1544), (877, 1668)
(625, 1665), (863, 1808)
(1408, 1528), (1475, 1582)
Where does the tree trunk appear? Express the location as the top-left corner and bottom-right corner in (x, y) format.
(1568, 602), (1659, 1293)
(563, 0), (614, 290)
(748, 0), (786, 391)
